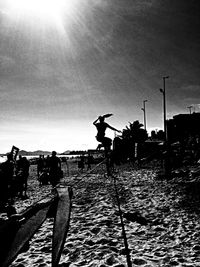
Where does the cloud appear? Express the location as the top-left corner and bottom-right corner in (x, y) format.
(178, 85), (200, 104)
(0, 54), (16, 71)
(181, 85), (200, 93)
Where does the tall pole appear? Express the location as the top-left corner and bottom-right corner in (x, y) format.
(141, 100), (148, 131)
(160, 76), (170, 178)
(160, 76), (169, 141)
(187, 106), (192, 114)
(163, 76), (169, 141)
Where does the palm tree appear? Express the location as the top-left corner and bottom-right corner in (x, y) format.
(122, 120), (148, 162)
(122, 120), (148, 142)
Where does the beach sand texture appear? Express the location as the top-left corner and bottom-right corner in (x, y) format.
(6, 160), (200, 267)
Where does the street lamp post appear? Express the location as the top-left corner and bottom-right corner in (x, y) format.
(159, 76), (169, 141)
(141, 100), (148, 131)
(141, 100), (148, 130)
(187, 106), (193, 114)
(159, 76), (170, 178)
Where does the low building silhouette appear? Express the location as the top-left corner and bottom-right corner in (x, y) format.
(167, 112), (200, 143)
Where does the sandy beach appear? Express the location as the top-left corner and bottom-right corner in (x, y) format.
(5, 160), (200, 267)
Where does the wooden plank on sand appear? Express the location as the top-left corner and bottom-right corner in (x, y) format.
(1, 194), (56, 267)
(52, 186), (73, 267)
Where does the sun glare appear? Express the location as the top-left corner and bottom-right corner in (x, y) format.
(5, 0), (77, 27)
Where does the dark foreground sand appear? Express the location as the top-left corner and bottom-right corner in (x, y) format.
(5, 160), (200, 266)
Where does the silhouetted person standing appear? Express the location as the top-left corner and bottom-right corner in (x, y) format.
(0, 165), (9, 209)
(15, 156), (30, 199)
(49, 151), (61, 187)
(16, 155), (23, 173)
(87, 153), (93, 170)
(78, 155), (85, 172)
(45, 155), (50, 169)
(1, 153), (15, 202)
(37, 155), (44, 179)
(93, 114), (121, 151)
(22, 157), (30, 198)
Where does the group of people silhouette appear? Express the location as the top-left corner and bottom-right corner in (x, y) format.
(37, 151), (62, 187)
(77, 153), (94, 172)
(0, 150), (63, 210)
(0, 153), (30, 210)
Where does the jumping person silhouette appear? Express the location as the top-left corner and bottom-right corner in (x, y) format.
(93, 114), (121, 176)
(93, 114), (121, 151)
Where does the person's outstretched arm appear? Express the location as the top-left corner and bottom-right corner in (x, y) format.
(107, 124), (121, 133)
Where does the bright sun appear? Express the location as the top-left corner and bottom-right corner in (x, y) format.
(6, 0), (77, 27)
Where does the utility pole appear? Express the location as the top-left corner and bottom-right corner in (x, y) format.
(141, 100), (148, 131)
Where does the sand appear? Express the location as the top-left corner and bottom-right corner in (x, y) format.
(4, 160), (200, 266)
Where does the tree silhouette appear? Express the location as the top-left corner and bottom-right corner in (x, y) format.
(115, 120), (148, 162)
(122, 120), (148, 144)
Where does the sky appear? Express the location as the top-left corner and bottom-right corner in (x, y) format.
(0, 0), (200, 153)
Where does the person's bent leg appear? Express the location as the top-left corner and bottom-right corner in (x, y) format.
(103, 137), (112, 151)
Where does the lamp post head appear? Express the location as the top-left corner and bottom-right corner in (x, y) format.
(163, 76), (169, 79)
(187, 105), (193, 114)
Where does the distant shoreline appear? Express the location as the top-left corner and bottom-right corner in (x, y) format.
(0, 154), (84, 163)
